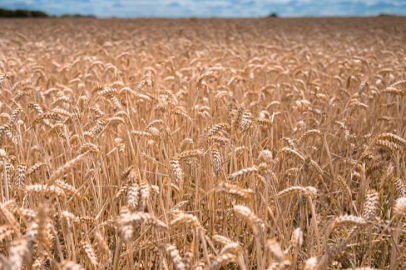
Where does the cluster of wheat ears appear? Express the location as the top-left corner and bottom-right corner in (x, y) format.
(0, 17), (405, 270)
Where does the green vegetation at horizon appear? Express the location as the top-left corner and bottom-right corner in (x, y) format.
(0, 7), (95, 18)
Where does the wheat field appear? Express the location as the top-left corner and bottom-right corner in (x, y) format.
(0, 16), (406, 270)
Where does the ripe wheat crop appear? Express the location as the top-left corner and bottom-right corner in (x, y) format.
(0, 16), (405, 269)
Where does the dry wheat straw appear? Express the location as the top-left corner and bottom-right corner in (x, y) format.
(1, 17), (405, 270)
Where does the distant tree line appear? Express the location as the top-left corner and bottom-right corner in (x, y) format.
(0, 7), (95, 18)
(60, 14), (96, 18)
(0, 8), (49, 17)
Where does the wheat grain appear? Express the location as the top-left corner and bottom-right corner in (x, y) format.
(206, 253), (236, 269)
(277, 186), (317, 199)
(394, 197), (406, 216)
(170, 212), (204, 230)
(363, 190), (379, 221)
(166, 244), (186, 270)
(215, 182), (253, 199)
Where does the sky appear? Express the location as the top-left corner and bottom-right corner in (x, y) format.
(1, 0), (406, 18)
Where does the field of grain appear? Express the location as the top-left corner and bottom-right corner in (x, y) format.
(0, 16), (406, 270)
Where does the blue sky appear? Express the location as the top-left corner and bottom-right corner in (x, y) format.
(1, 0), (406, 17)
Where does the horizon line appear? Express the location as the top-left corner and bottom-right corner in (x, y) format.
(1, 7), (405, 19)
